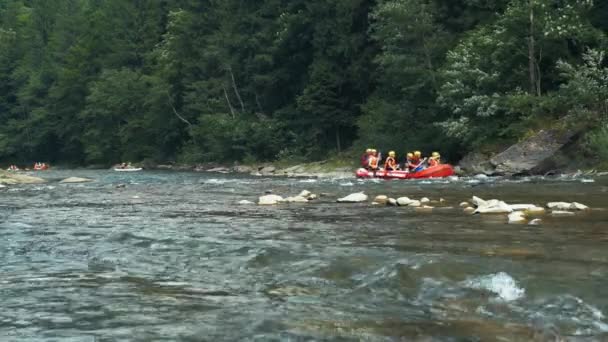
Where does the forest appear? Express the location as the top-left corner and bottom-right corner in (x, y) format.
(0, 0), (607, 166)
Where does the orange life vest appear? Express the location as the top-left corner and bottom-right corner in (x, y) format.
(368, 155), (379, 169)
(384, 156), (397, 170)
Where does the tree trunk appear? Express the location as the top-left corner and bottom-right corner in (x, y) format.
(336, 127), (341, 153)
(166, 92), (196, 144)
(227, 65), (245, 113)
(528, 1), (537, 95)
(223, 85), (236, 119)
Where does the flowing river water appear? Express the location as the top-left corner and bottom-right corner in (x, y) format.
(1, 170), (608, 341)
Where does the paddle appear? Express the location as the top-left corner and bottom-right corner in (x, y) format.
(413, 158), (428, 172)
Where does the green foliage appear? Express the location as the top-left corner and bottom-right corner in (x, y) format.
(0, 0), (606, 166)
(585, 124), (608, 163)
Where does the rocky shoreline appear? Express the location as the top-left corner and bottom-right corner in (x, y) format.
(150, 161), (355, 179)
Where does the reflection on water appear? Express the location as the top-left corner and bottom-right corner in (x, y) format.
(1, 170), (608, 340)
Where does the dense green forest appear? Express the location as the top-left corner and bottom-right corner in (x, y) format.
(0, 0), (607, 166)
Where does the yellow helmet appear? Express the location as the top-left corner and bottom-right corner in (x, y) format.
(366, 148), (372, 153)
(407, 153), (413, 159)
(371, 149), (377, 153)
(388, 151), (396, 157)
(414, 151), (422, 157)
(432, 152), (440, 158)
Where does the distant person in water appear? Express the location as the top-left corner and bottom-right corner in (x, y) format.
(428, 152), (441, 167)
(384, 151), (399, 171)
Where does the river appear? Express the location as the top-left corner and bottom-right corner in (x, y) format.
(1, 170), (608, 341)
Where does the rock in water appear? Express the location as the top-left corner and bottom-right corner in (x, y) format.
(408, 200), (422, 207)
(551, 210), (576, 217)
(298, 190), (312, 198)
(238, 200), (255, 205)
(509, 204), (537, 211)
(471, 196), (488, 208)
(397, 197), (414, 206)
(570, 202), (589, 211)
(524, 207), (546, 215)
(508, 212), (527, 224)
(474, 200), (513, 214)
(463, 207), (476, 214)
(388, 198), (398, 206)
(337, 193), (368, 203)
(529, 219), (542, 226)
(0, 171), (46, 185)
(420, 197), (431, 204)
(60, 177), (94, 184)
(490, 129), (576, 176)
(285, 196), (309, 203)
(415, 206), (434, 213)
(460, 202), (470, 208)
(373, 195), (389, 205)
(258, 194), (284, 205)
(547, 202), (572, 210)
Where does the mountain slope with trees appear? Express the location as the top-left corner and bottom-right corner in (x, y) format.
(0, 0), (606, 167)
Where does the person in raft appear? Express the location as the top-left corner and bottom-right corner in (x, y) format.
(361, 148), (372, 168)
(428, 152), (441, 167)
(384, 151), (399, 171)
(406, 151), (424, 172)
(367, 149), (380, 171)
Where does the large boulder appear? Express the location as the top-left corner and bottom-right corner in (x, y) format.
(60, 177), (94, 183)
(337, 192), (368, 203)
(0, 171), (46, 185)
(458, 152), (495, 175)
(490, 129), (576, 176)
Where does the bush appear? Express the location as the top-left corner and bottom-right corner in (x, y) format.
(585, 124), (608, 164)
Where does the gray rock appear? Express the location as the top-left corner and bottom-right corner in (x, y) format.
(207, 167), (229, 173)
(337, 192), (368, 203)
(284, 196), (309, 203)
(258, 195), (284, 205)
(388, 198), (398, 206)
(490, 129), (576, 175)
(60, 177), (93, 184)
(547, 202), (572, 210)
(259, 166), (277, 174)
(0, 171), (46, 184)
(233, 165), (254, 173)
(458, 152), (495, 175)
(374, 195), (389, 205)
(508, 212), (527, 224)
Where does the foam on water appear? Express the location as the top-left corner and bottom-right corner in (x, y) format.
(462, 272), (525, 302)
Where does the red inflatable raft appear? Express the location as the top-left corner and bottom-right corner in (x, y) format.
(356, 164), (455, 180)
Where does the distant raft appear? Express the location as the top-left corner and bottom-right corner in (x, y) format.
(355, 164), (455, 180)
(114, 168), (143, 172)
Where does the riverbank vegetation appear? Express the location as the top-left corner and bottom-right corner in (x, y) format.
(0, 1), (606, 166)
